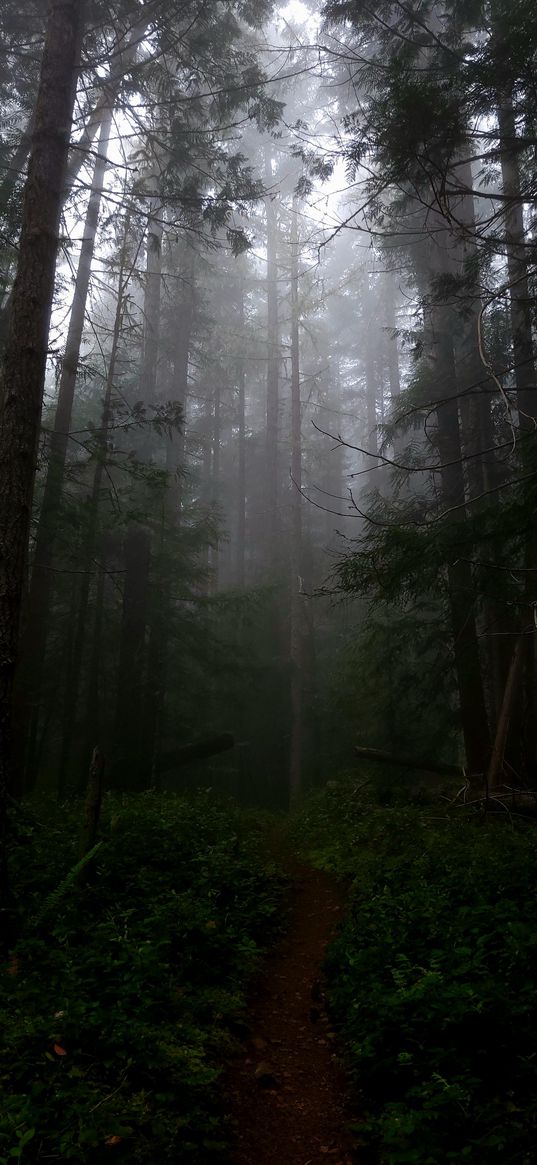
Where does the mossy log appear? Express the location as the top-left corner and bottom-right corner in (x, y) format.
(354, 746), (465, 778)
(159, 733), (234, 772)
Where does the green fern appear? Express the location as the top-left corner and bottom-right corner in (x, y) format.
(34, 842), (104, 926)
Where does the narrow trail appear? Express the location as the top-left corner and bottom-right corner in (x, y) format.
(225, 855), (356, 1165)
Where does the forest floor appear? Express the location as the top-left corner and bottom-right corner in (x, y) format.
(225, 843), (357, 1165)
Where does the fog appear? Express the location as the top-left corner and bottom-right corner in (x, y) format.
(1, 0), (533, 808)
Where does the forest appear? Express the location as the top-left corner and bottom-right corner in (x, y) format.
(1, 0), (537, 1162)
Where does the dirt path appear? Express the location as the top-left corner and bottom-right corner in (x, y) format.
(225, 858), (356, 1165)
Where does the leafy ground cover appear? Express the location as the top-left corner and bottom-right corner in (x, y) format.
(1, 793), (283, 1164)
(292, 781), (537, 1165)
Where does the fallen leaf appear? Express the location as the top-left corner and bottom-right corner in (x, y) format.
(53, 1044), (67, 1056)
(104, 1135), (123, 1147)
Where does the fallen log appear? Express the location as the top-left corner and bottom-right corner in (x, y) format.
(159, 733), (234, 772)
(354, 746), (465, 778)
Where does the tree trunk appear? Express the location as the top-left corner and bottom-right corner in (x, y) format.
(166, 246), (194, 515)
(0, 114), (35, 222)
(140, 199), (163, 417)
(211, 381), (221, 592)
(79, 747), (104, 860)
(486, 637), (525, 797)
(0, 16), (147, 346)
(497, 90), (537, 780)
(497, 93), (537, 429)
(265, 147), (280, 570)
(0, 0), (86, 939)
(385, 277), (401, 402)
(15, 100), (113, 788)
(144, 506), (166, 785)
(289, 197), (303, 804)
(449, 155), (509, 728)
(431, 308), (491, 776)
(81, 540), (108, 788)
(364, 276), (379, 485)
(57, 219), (130, 793)
(114, 526), (151, 790)
(236, 282), (246, 588)
(114, 201), (162, 789)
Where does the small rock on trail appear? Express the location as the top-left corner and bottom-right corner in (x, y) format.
(225, 858), (356, 1165)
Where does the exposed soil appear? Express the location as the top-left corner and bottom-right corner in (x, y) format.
(225, 855), (356, 1165)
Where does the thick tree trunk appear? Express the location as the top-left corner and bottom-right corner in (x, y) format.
(449, 156), (509, 727)
(0, 17), (147, 345)
(16, 101), (113, 787)
(486, 638), (525, 797)
(497, 94), (537, 428)
(414, 176), (492, 780)
(497, 91), (537, 780)
(0, 0), (86, 938)
(432, 309), (491, 775)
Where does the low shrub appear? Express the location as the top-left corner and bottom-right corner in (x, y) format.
(294, 781), (537, 1164)
(1, 793), (283, 1164)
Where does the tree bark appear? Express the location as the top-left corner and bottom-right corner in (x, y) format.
(0, 0), (86, 937)
(385, 276), (401, 402)
(81, 538), (108, 788)
(211, 380), (221, 592)
(486, 637), (525, 797)
(57, 217), (130, 793)
(0, 114), (35, 222)
(16, 100), (113, 787)
(115, 201), (162, 790)
(264, 147), (280, 570)
(364, 274), (379, 484)
(497, 91), (537, 780)
(0, 16), (148, 345)
(114, 526), (151, 790)
(427, 300), (491, 776)
(79, 747), (104, 860)
(289, 197), (303, 805)
(236, 282), (246, 588)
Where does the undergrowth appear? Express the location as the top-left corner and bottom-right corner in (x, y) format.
(1, 793), (283, 1164)
(292, 780), (537, 1165)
